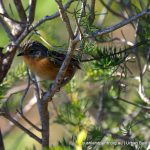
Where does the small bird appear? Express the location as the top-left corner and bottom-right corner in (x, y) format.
(17, 41), (80, 86)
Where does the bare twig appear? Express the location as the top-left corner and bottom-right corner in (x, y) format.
(118, 97), (150, 110)
(74, 0), (86, 38)
(138, 0), (145, 10)
(92, 9), (150, 37)
(74, 10), (84, 40)
(98, 0), (111, 25)
(0, 0), (8, 16)
(0, 0), (23, 37)
(1, 95), (38, 137)
(0, 16), (14, 40)
(55, 0), (74, 39)
(17, 110), (41, 132)
(99, 0), (126, 19)
(88, 0), (96, 25)
(1, 97), (41, 143)
(3, 113), (42, 144)
(43, 41), (77, 101)
(42, 0), (79, 101)
(28, 0), (36, 23)
(13, 0), (27, 22)
(0, 13), (24, 24)
(30, 0), (75, 30)
(31, 74), (49, 149)
(20, 67), (31, 113)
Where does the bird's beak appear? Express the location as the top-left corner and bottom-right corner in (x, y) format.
(17, 52), (24, 56)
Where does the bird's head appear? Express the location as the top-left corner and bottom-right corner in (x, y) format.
(17, 41), (48, 59)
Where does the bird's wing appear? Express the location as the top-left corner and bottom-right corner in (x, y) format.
(48, 51), (80, 69)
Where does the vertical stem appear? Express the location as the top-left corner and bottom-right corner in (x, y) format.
(37, 100), (49, 149)
(32, 74), (49, 149)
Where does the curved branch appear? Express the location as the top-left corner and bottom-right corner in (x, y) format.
(3, 113), (42, 144)
(92, 9), (150, 37)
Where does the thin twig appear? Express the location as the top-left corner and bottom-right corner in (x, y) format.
(30, 0), (75, 31)
(17, 110), (42, 132)
(0, 0), (22, 37)
(74, 0), (86, 38)
(88, 0), (95, 25)
(0, 0), (9, 17)
(31, 74), (49, 149)
(99, 0), (126, 19)
(43, 41), (77, 101)
(92, 9), (150, 37)
(20, 67), (31, 113)
(3, 113), (42, 144)
(42, 0), (79, 101)
(55, 0), (74, 39)
(0, 13), (24, 24)
(13, 0), (27, 22)
(138, 0), (145, 10)
(0, 16), (14, 40)
(28, 0), (36, 23)
(118, 97), (150, 110)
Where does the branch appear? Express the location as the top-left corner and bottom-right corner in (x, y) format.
(0, 25), (31, 83)
(31, 74), (49, 148)
(92, 9), (150, 37)
(0, 0), (8, 16)
(0, 16), (14, 40)
(1, 95), (39, 137)
(0, 0), (23, 37)
(17, 110), (41, 132)
(19, 67), (31, 113)
(13, 0), (27, 22)
(118, 97), (150, 110)
(2, 113), (42, 144)
(138, 0), (145, 10)
(28, 0), (36, 23)
(55, 0), (74, 39)
(43, 40), (78, 101)
(32, 0), (75, 30)
(74, 0), (87, 37)
(42, 0), (79, 101)
(0, 13), (24, 24)
(99, 0), (126, 19)
(137, 79), (150, 105)
(88, 0), (96, 25)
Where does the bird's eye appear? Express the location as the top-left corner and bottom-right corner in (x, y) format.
(29, 49), (35, 55)
(28, 49), (42, 58)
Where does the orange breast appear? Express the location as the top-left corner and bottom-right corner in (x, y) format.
(23, 56), (75, 80)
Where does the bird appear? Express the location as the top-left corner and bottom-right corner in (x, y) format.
(17, 40), (80, 86)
